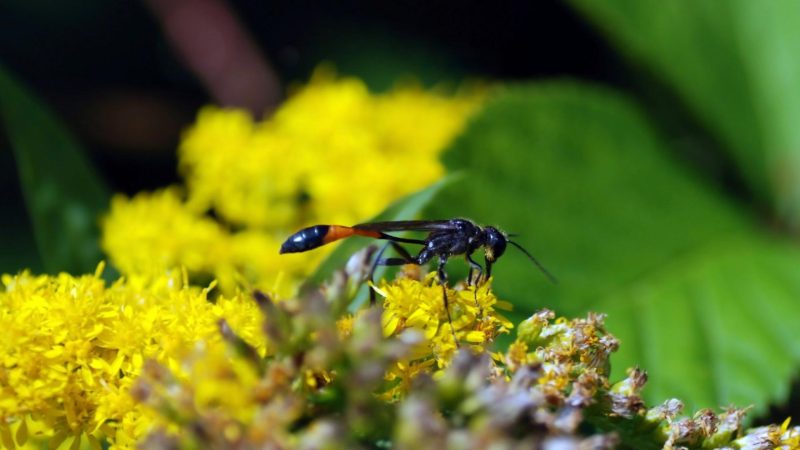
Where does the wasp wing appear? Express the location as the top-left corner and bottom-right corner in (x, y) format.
(352, 220), (461, 233)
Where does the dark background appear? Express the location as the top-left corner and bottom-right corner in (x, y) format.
(0, 1), (621, 195)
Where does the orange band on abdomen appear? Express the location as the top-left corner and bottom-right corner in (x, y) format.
(322, 225), (381, 245)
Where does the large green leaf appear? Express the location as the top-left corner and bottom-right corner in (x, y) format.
(426, 83), (800, 413)
(0, 65), (109, 274)
(568, 0), (800, 228)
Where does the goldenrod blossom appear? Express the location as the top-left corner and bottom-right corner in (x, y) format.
(0, 265), (265, 449)
(101, 68), (484, 296)
(101, 188), (226, 279)
(179, 69), (482, 229)
(375, 271), (513, 399)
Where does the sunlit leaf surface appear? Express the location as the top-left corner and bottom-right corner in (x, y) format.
(569, 0), (800, 228)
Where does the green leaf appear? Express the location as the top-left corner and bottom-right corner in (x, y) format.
(310, 175), (456, 286)
(568, 0), (800, 228)
(0, 149), (42, 273)
(599, 236), (800, 414)
(0, 65), (109, 274)
(426, 83), (800, 414)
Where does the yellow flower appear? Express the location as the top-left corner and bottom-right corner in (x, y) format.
(375, 271), (513, 398)
(100, 188), (313, 297)
(0, 265), (265, 449)
(336, 314), (355, 339)
(506, 340), (531, 371)
(503, 311), (619, 404)
(181, 69), (481, 230)
(771, 417), (800, 450)
(190, 342), (263, 424)
(101, 187), (226, 279)
(102, 68), (484, 297)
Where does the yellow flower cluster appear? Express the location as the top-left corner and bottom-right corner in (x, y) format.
(374, 272), (513, 399)
(101, 69), (483, 297)
(101, 188), (224, 277)
(0, 264), (265, 450)
(100, 188), (310, 296)
(132, 271), (514, 448)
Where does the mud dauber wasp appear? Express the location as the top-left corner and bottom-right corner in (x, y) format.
(280, 219), (556, 342)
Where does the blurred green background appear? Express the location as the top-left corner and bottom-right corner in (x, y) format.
(3, 0), (800, 428)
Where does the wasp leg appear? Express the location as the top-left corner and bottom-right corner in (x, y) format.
(466, 252), (484, 317)
(437, 255), (459, 348)
(466, 252), (483, 286)
(485, 257), (494, 282)
(368, 241), (418, 305)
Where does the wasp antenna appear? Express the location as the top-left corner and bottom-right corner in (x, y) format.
(508, 240), (558, 284)
(506, 232), (520, 238)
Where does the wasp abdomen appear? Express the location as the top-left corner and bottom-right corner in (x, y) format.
(279, 225), (331, 253)
(279, 225), (381, 254)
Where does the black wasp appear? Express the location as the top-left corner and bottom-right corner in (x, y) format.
(280, 219), (556, 339)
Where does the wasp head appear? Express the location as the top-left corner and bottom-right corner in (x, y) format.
(483, 227), (507, 262)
